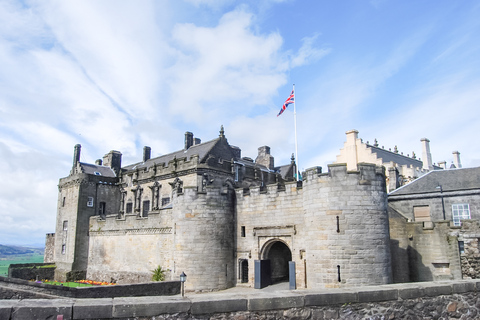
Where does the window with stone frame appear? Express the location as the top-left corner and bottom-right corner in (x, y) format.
(142, 200), (150, 217)
(452, 203), (471, 226)
(161, 197), (170, 206)
(61, 244), (66, 255)
(126, 202), (133, 213)
(87, 196), (94, 207)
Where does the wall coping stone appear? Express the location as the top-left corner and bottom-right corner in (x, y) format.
(3, 280), (480, 319)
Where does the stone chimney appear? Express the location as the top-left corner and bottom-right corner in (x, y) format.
(438, 161), (446, 169)
(185, 132), (193, 150)
(388, 167), (400, 192)
(421, 138), (433, 171)
(95, 159), (103, 166)
(453, 151), (462, 168)
(345, 129), (359, 171)
(194, 138), (201, 145)
(73, 144), (81, 167)
(143, 146), (151, 162)
(255, 146), (274, 170)
(103, 150), (122, 176)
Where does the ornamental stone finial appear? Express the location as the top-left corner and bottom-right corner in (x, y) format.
(219, 125), (225, 138)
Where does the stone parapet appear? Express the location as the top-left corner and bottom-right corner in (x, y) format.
(2, 280), (480, 319)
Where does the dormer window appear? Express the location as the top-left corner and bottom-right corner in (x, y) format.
(94, 172), (101, 176)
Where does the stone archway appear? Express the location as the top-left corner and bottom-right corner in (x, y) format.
(262, 240), (292, 283)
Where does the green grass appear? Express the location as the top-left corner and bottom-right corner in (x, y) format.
(41, 281), (92, 287)
(0, 254), (44, 276)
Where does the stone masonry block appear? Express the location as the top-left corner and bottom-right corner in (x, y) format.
(423, 283), (453, 297)
(357, 288), (398, 302)
(73, 298), (113, 319)
(397, 285), (425, 299)
(248, 295), (304, 311)
(113, 296), (190, 318)
(305, 291), (357, 306)
(191, 298), (247, 314)
(12, 299), (74, 320)
(0, 300), (17, 320)
(452, 281), (476, 294)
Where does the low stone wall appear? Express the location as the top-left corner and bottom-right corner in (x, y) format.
(1, 280), (480, 319)
(8, 263), (55, 281)
(0, 276), (180, 299)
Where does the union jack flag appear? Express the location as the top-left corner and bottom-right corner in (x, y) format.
(277, 89), (295, 117)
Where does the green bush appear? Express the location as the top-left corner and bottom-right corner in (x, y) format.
(151, 266), (166, 281)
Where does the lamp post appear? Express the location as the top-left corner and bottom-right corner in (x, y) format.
(180, 272), (187, 297)
(436, 185), (446, 220)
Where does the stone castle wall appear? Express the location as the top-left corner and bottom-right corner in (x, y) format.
(235, 181), (305, 287)
(87, 208), (174, 284)
(235, 163), (392, 289)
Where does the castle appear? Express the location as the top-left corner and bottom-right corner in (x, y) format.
(46, 127), (478, 291)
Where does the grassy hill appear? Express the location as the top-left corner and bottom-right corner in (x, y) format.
(0, 244), (44, 276)
(0, 244), (44, 258)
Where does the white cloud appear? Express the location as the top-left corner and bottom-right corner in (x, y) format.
(167, 9), (287, 123)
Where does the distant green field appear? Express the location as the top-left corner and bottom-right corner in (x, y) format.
(0, 254), (44, 276)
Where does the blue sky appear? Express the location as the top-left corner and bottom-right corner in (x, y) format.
(1, 0), (480, 246)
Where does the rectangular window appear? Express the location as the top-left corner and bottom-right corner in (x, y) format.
(63, 221), (68, 231)
(458, 241), (465, 254)
(241, 226), (246, 237)
(61, 244), (66, 255)
(126, 202), (133, 213)
(235, 166), (239, 182)
(161, 197), (170, 206)
(142, 200), (150, 217)
(414, 205), (431, 222)
(87, 197), (94, 207)
(452, 204), (470, 226)
(99, 202), (106, 216)
(62, 197), (66, 207)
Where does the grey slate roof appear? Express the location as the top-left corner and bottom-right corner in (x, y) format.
(389, 167), (480, 196)
(275, 163), (295, 179)
(79, 162), (117, 177)
(122, 138), (221, 171)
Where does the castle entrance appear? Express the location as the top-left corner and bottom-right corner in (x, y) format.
(262, 240), (292, 283)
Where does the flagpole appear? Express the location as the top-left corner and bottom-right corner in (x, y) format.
(293, 84), (299, 181)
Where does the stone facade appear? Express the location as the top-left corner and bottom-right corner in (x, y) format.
(335, 129), (445, 192)
(235, 163), (391, 289)
(46, 126), (479, 292)
(388, 167), (480, 283)
(47, 127), (393, 291)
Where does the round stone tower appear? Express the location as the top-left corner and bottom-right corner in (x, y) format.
(171, 185), (235, 292)
(302, 163), (392, 288)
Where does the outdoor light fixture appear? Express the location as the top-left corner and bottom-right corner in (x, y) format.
(180, 272), (187, 297)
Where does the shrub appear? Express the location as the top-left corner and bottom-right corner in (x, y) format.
(152, 266), (166, 281)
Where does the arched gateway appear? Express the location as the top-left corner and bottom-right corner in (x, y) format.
(261, 240), (292, 283)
